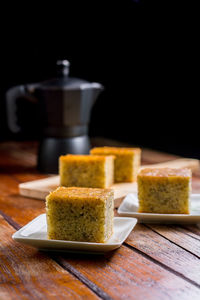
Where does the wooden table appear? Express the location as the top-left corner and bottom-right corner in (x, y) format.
(1, 141), (200, 300)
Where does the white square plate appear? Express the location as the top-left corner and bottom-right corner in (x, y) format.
(118, 193), (200, 224)
(12, 214), (137, 253)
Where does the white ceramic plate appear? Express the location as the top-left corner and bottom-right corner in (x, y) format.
(12, 214), (137, 253)
(118, 193), (200, 224)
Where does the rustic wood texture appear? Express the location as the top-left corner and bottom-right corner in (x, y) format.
(126, 223), (200, 284)
(0, 215), (99, 300)
(1, 140), (200, 300)
(57, 246), (200, 300)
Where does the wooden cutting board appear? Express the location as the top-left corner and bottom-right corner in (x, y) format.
(19, 158), (199, 200)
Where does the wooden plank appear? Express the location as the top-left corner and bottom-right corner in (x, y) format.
(0, 175), (19, 196)
(3, 209), (200, 300)
(0, 214), (100, 300)
(181, 224), (200, 237)
(57, 246), (200, 300)
(125, 223), (200, 284)
(0, 174), (45, 227)
(170, 225), (200, 241)
(147, 224), (200, 258)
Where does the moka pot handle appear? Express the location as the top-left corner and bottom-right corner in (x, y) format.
(6, 84), (38, 133)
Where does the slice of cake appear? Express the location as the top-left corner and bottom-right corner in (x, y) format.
(46, 186), (114, 242)
(90, 147), (141, 182)
(137, 168), (191, 214)
(59, 154), (114, 188)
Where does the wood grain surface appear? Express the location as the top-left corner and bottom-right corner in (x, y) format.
(1, 140), (200, 300)
(0, 215), (99, 300)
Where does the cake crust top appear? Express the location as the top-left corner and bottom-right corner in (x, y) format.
(138, 168), (191, 178)
(60, 154), (115, 161)
(47, 186), (114, 202)
(90, 147), (141, 155)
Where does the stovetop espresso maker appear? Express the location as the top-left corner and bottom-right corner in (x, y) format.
(6, 60), (103, 173)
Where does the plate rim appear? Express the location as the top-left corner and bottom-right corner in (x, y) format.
(12, 214), (137, 247)
(118, 193), (200, 218)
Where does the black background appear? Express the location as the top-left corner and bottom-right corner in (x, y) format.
(0, 1), (199, 158)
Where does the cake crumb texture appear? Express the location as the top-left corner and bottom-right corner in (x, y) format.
(59, 154), (114, 188)
(90, 147), (141, 182)
(46, 186), (114, 242)
(137, 168), (191, 214)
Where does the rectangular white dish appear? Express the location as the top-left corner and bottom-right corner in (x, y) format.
(12, 214), (137, 253)
(118, 193), (200, 224)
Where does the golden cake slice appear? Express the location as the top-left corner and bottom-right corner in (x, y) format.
(137, 168), (191, 214)
(59, 154), (114, 188)
(46, 186), (114, 242)
(90, 147), (141, 182)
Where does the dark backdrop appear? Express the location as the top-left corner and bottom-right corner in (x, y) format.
(0, 1), (199, 158)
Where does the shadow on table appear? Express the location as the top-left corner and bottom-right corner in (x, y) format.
(48, 249), (117, 261)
